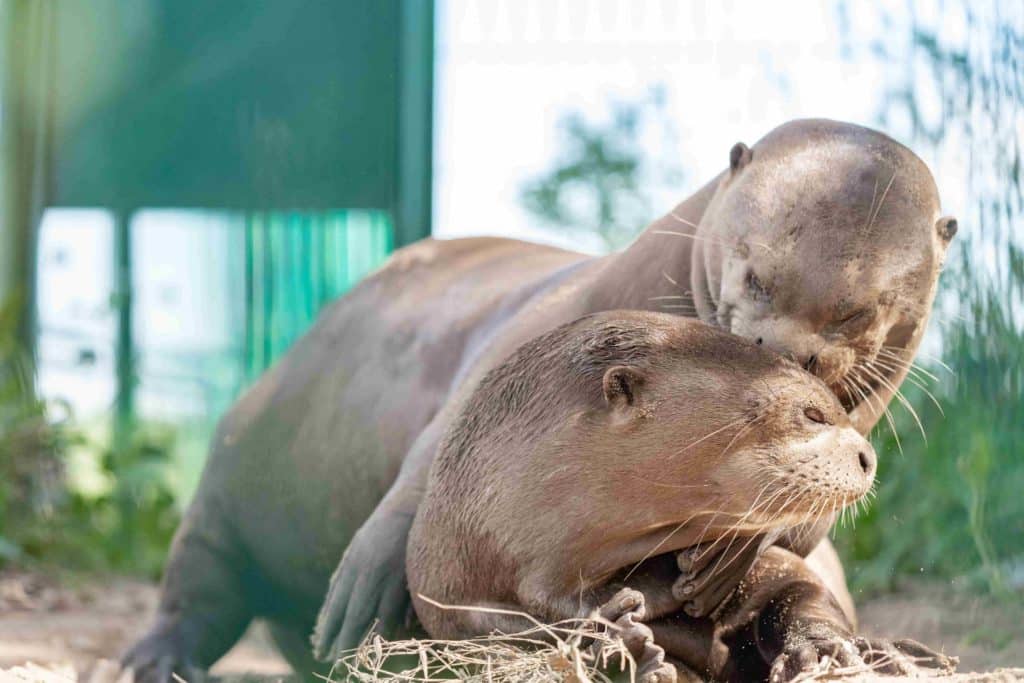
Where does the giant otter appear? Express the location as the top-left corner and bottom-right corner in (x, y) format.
(123, 119), (957, 681)
(407, 311), (956, 682)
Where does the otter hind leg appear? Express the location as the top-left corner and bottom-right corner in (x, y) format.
(123, 504), (251, 683)
(264, 620), (331, 683)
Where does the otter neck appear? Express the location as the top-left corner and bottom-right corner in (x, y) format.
(583, 172), (724, 314)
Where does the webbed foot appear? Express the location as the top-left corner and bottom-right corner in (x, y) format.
(594, 588), (677, 683)
(312, 510), (413, 661)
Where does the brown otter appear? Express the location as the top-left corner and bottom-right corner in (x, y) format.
(407, 311), (955, 682)
(122, 119), (957, 681)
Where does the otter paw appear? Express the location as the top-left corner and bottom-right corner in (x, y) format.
(768, 632), (958, 682)
(122, 625), (207, 683)
(672, 535), (764, 617)
(312, 512), (413, 661)
(854, 636), (958, 677)
(593, 588), (677, 683)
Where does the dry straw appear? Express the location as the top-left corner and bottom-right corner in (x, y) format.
(325, 596), (637, 683)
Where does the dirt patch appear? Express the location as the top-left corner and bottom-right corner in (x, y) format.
(0, 571), (1020, 680)
(855, 581), (1024, 673)
(0, 571), (287, 678)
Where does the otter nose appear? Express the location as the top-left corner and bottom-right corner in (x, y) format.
(857, 448), (876, 478)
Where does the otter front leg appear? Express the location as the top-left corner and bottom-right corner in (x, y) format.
(123, 502), (251, 683)
(711, 547), (957, 682)
(314, 415), (446, 660)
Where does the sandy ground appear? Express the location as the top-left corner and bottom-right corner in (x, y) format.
(0, 571), (1020, 681)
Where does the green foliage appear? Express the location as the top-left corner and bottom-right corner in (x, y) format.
(47, 422), (180, 577)
(520, 87), (683, 252)
(834, 278), (1024, 592)
(833, 0), (1023, 595)
(0, 294), (67, 564)
(0, 295), (180, 577)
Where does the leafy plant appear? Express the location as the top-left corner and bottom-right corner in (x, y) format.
(833, 0), (1023, 595)
(0, 293), (180, 577)
(520, 86), (683, 252)
(0, 293), (68, 563)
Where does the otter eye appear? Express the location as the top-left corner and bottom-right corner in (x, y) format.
(825, 309), (869, 334)
(746, 270), (770, 302)
(837, 309), (867, 325)
(803, 406), (830, 425)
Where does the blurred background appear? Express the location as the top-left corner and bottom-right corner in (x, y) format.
(0, 0), (1020, 673)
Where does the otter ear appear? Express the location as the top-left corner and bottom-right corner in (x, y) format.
(602, 366), (645, 411)
(729, 142), (752, 174)
(936, 215), (958, 243)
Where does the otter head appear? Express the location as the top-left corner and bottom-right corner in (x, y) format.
(691, 119), (957, 413)
(560, 313), (875, 564)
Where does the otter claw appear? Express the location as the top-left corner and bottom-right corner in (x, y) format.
(672, 535), (764, 617)
(769, 632), (957, 682)
(592, 588), (676, 683)
(855, 636), (958, 677)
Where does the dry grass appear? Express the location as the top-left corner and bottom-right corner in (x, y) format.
(325, 598), (637, 683)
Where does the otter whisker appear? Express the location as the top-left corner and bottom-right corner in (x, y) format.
(808, 507), (828, 545)
(863, 177), (879, 232)
(621, 517), (699, 582)
(836, 375), (860, 412)
(674, 416), (750, 458)
(669, 212), (699, 229)
(844, 371), (900, 448)
(880, 348), (950, 374)
(870, 358), (945, 416)
(830, 494), (843, 535)
(653, 230), (735, 250)
(877, 348), (948, 389)
(900, 348), (956, 376)
(866, 170), (897, 234)
(804, 492), (834, 545)
(693, 487), (792, 580)
(842, 372), (880, 415)
(856, 370), (905, 450)
(847, 368), (903, 453)
(876, 348), (941, 383)
(873, 352), (938, 385)
(718, 412), (769, 458)
(856, 364), (928, 442)
(661, 270), (679, 286)
(625, 490), (772, 583)
(649, 294), (690, 300)
(689, 483), (782, 565)
(706, 524), (773, 585)
(625, 476), (711, 490)
(788, 492), (821, 547)
(696, 485), (774, 557)
(871, 354), (938, 390)
(655, 228), (778, 255)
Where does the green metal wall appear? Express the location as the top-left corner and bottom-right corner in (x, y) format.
(243, 211), (393, 378)
(2, 1), (434, 435)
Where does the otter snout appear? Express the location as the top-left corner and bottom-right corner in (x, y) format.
(774, 424), (877, 519)
(834, 427), (877, 501)
(857, 447), (876, 478)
